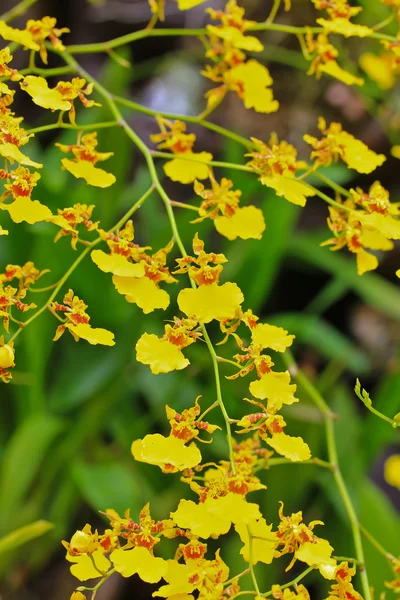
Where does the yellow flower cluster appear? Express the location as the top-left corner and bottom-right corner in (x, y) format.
(192, 174), (266, 240)
(202, 0), (279, 113)
(62, 467), (363, 598)
(51, 289), (115, 346)
(322, 182), (400, 275)
(92, 220), (176, 314)
(312, 0), (373, 38)
(148, 0), (207, 22)
(151, 116), (213, 184)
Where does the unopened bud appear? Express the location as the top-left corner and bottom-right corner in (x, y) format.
(0, 344), (14, 369)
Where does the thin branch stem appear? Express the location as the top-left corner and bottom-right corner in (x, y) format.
(169, 200), (199, 212)
(299, 177), (353, 212)
(27, 120), (119, 135)
(313, 172), (352, 199)
(363, 404), (399, 428)
(262, 566), (315, 597)
(9, 244), (95, 344)
(284, 350), (372, 600)
(247, 525), (261, 597)
(77, 568), (116, 597)
(202, 327), (237, 474)
(224, 568), (250, 586)
(333, 555), (361, 564)
(89, 554), (107, 577)
(268, 457), (333, 470)
(1, 0), (38, 23)
(47, 305), (66, 323)
(216, 356), (242, 369)
(197, 92), (225, 120)
(360, 524), (396, 562)
(151, 150), (253, 173)
(60, 50), (238, 475)
(19, 65), (75, 78)
(8, 185), (154, 343)
(67, 28), (209, 54)
(198, 400), (219, 422)
(112, 94), (255, 149)
(29, 282), (58, 293)
(109, 185), (156, 233)
(66, 24), (397, 56)
(372, 11), (395, 32)
(266, 0), (282, 24)
(354, 380), (399, 428)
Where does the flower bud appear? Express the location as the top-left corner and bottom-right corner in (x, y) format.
(0, 344), (14, 369)
(70, 592), (86, 600)
(69, 530), (93, 554)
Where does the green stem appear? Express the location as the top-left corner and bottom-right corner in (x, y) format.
(197, 92), (225, 120)
(299, 177), (353, 212)
(313, 172), (352, 199)
(61, 50), (238, 474)
(109, 185), (156, 233)
(67, 28), (209, 54)
(27, 120), (119, 135)
(77, 568), (116, 596)
(29, 282), (58, 293)
(359, 524), (396, 562)
(68, 22), (400, 56)
(333, 555), (360, 564)
(262, 566), (315, 597)
(47, 305), (66, 323)
(18, 65), (75, 78)
(113, 94), (254, 149)
(285, 350), (333, 417)
(9, 243), (95, 344)
(151, 150), (253, 173)
(284, 350), (372, 600)
(247, 524), (261, 596)
(202, 327), (237, 474)
(364, 404), (399, 428)
(170, 200), (199, 212)
(251, 23), (322, 35)
(268, 457), (333, 470)
(198, 400), (219, 422)
(8, 185), (154, 343)
(372, 11), (395, 32)
(1, 0), (38, 22)
(224, 568), (250, 586)
(66, 24), (353, 56)
(354, 381), (399, 428)
(266, 0), (282, 24)
(89, 554), (107, 577)
(216, 356), (242, 369)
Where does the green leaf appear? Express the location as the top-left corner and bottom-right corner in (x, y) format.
(0, 415), (64, 533)
(288, 233), (400, 320)
(358, 479), (400, 595)
(72, 460), (149, 515)
(270, 313), (370, 373)
(0, 521), (53, 555)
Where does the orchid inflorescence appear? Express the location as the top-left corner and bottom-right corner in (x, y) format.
(1, 0), (400, 599)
